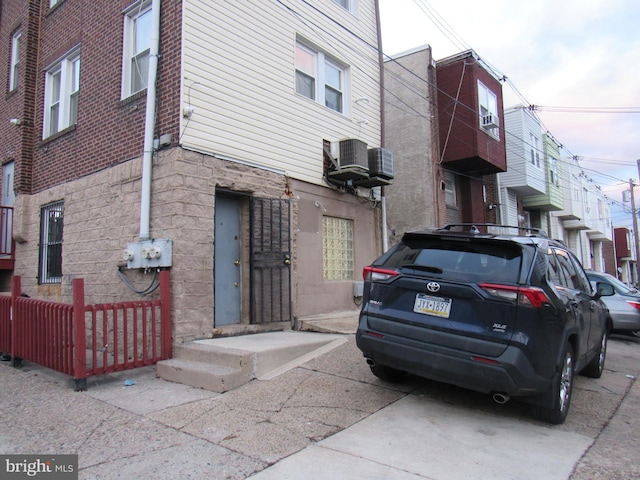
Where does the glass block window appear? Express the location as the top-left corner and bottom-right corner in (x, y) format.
(322, 216), (354, 280)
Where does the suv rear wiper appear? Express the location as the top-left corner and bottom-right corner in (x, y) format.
(400, 264), (443, 274)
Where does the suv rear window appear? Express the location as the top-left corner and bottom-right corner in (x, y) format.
(380, 238), (522, 283)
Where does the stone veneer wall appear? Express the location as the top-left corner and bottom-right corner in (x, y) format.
(12, 146), (288, 344)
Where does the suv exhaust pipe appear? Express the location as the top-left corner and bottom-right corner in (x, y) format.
(492, 392), (510, 404)
(365, 358), (376, 367)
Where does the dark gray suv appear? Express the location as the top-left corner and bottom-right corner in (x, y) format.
(356, 224), (614, 424)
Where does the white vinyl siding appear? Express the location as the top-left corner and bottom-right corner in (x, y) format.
(501, 188), (519, 226)
(498, 107), (546, 196)
(180, 0), (381, 185)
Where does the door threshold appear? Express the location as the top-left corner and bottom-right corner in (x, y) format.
(211, 321), (292, 338)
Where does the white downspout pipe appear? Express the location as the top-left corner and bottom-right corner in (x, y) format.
(139, 0), (161, 240)
(381, 191), (388, 252)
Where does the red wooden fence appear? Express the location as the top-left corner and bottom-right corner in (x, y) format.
(0, 270), (172, 390)
(0, 206), (15, 270)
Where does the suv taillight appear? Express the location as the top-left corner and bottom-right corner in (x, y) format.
(479, 283), (551, 308)
(363, 266), (399, 282)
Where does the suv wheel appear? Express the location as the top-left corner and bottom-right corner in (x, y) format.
(532, 343), (574, 424)
(369, 364), (406, 383)
(582, 330), (607, 378)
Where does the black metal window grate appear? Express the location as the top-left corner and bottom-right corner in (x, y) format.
(39, 201), (64, 284)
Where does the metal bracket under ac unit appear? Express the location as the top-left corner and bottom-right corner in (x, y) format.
(323, 143), (339, 170)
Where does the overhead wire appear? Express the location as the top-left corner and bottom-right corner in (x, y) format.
(274, 0), (633, 214)
(407, 0), (638, 204)
(408, 2), (637, 181)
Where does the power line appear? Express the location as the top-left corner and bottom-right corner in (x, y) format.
(531, 105), (640, 114)
(281, 0), (629, 217)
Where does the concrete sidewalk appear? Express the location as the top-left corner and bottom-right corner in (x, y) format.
(0, 327), (638, 479)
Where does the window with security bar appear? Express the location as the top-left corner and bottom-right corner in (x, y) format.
(322, 216), (354, 281)
(39, 201), (64, 284)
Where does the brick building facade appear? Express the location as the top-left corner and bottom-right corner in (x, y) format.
(1, 0), (387, 344)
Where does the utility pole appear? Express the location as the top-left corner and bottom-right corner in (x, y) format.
(631, 175), (640, 286)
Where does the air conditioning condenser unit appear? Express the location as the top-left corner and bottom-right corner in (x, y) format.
(328, 139), (369, 181)
(368, 148), (393, 179)
(332, 139), (368, 170)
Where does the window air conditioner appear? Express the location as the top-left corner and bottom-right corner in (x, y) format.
(481, 114), (498, 128)
(368, 148), (394, 179)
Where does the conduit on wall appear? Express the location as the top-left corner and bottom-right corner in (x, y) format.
(140, 0), (161, 240)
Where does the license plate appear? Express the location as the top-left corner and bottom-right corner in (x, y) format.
(413, 293), (452, 318)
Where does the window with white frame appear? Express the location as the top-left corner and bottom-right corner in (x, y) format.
(43, 48), (80, 138)
(549, 156), (558, 185)
(597, 198), (604, 219)
(529, 133), (540, 167)
(477, 80), (499, 138)
(39, 201), (64, 284)
(443, 171), (457, 207)
(332, 0), (358, 14)
(583, 187), (590, 213)
(122, 2), (152, 99)
(295, 40), (348, 114)
(9, 30), (21, 92)
(322, 216), (354, 280)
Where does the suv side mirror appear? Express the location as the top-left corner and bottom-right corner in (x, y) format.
(595, 282), (614, 298)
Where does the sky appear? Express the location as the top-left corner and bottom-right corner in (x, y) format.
(378, 0), (640, 228)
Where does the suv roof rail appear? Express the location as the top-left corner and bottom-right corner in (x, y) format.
(439, 223), (549, 238)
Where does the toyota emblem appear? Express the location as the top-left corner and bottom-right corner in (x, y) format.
(426, 282), (441, 293)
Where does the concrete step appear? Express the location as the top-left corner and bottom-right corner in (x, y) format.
(298, 311), (359, 334)
(157, 331), (348, 392)
(172, 343), (254, 370)
(156, 358), (250, 393)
